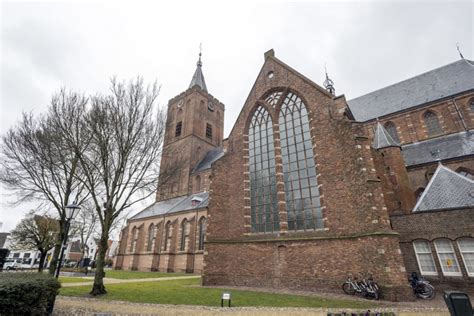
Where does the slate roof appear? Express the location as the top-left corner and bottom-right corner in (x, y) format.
(130, 192), (209, 220)
(192, 147), (224, 173)
(347, 60), (474, 121)
(372, 123), (400, 149)
(402, 131), (474, 167)
(189, 57), (207, 92)
(413, 164), (474, 212)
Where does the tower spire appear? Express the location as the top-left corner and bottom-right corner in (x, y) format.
(189, 44), (207, 92)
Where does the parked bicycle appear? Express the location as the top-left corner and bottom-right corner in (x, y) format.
(408, 272), (435, 300)
(342, 273), (381, 300)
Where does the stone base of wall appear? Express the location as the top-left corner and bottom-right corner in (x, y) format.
(203, 235), (413, 301)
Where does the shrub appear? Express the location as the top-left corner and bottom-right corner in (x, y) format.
(0, 272), (61, 315)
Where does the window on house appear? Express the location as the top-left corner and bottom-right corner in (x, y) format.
(383, 121), (400, 143)
(434, 239), (462, 276)
(423, 111), (442, 137)
(180, 220), (189, 251)
(457, 238), (474, 277)
(413, 240), (437, 275)
(279, 93), (323, 231)
(175, 121), (182, 137)
(206, 123), (212, 139)
(164, 221), (172, 251)
(146, 224), (156, 252)
(198, 217), (206, 250)
(249, 106), (280, 233)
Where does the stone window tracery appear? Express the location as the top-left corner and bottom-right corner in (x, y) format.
(265, 91), (283, 107)
(164, 221), (172, 251)
(423, 111), (442, 137)
(130, 227), (138, 253)
(279, 93), (323, 231)
(249, 106), (279, 233)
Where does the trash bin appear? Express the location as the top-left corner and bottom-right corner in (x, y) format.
(443, 291), (473, 316)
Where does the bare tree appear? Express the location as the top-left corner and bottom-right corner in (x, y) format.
(10, 211), (59, 272)
(69, 201), (98, 267)
(56, 77), (179, 295)
(0, 90), (89, 275)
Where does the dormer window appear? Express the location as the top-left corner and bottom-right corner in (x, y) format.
(191, 196), (203, 207)
(206, 123), (212, 140)
(175, 121), (182, 137)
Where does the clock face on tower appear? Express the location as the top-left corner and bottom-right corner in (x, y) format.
(208, 101), (215, 112)
(178, 100), (184, 108)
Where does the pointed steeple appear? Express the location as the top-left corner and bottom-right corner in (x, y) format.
(372, 122), (400, 149)
(189, 48), (208, 92)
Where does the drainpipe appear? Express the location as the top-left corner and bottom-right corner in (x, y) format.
(452, 97), (468, 131)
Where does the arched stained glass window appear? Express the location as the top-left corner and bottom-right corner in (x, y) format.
(249, 106), (279, 233)
(423, 111), (442, 136)
(130, 227), (138, 252)
(180, 219), (189, 251)
(164, 221), (172, 251)
(279, 93), (323, 231)
(384, 121), (400, 143)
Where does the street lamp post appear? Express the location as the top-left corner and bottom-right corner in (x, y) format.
(54, 203), (81, 279)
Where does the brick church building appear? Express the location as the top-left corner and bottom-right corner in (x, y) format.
(114, 50), (474, 300)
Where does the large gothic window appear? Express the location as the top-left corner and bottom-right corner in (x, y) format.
(249, 106), (279, 233)
(279, 93), (323, 231)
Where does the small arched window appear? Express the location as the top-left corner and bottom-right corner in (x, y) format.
(456, 167), (474, 180)
(198, 217), (206, 250)
(423, 111), (442, 136)
(434, 239), (462, 276)
(146, 224), (156, 252)
(414, 188), (425, 201)
(164, 221), (172, 251)
(180, 219), (189, 251)
(383, 121), (400, 143)
(130, 227), (138, 253)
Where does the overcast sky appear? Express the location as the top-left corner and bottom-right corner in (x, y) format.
(1, 0), (472, 233)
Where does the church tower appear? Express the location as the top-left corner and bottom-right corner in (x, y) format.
(157, 52), (225, 201)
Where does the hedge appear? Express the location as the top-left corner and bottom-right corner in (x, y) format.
(0, 273), (61, 315)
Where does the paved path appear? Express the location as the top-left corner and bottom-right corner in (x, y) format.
(53, 296), (449, 316)
(61, 275), (201, 287)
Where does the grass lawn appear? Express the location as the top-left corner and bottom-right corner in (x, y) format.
(59, 276), (91, 283)
(104, 270), (187, 279)
(60, 277), (377, 309)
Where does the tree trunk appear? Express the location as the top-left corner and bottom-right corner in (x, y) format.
(48, 221), (66, 275)
(38, 250), (47, 273)
(90, 227), (110, 296)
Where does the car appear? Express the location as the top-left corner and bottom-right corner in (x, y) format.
(3, 259), (21, 271)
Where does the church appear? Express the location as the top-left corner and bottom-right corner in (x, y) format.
(114, 49), (474, 301)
